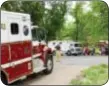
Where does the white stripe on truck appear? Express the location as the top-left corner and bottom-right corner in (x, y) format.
(1, 53), (42, 69)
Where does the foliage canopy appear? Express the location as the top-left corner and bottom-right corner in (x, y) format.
(1, 1), (108, 45)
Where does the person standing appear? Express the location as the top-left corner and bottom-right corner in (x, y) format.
(90, 47), (95, 55)
(100, 46), (105, 55)
(105, 46), (108, 55)
(84, 46), (90, 55)
(55, 44), (62, 62)
(95, 47), (101, 55)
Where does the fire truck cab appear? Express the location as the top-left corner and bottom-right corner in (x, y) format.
(1, 10), (53, 85)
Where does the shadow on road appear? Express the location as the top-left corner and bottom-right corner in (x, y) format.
(10, 72), (47, 85)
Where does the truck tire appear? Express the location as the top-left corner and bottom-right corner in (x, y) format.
(66, 50), (71, 56)
(43, 54), (53, 74)
(73, 54), (77, 56)
(1, 71), (8, 85)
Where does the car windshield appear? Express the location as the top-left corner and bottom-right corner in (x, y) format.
(32, 27), (47, 41)
(74, 44), (81, 47)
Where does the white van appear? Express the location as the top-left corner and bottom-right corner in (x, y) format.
(48, 40), (59, 51)
(48, 40), (82, 56)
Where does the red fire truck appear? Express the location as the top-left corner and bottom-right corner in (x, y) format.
(1, 10), (54, 85)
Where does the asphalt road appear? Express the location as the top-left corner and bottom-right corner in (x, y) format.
(61, 55), (108, 66)
(12, 56), (108, 85)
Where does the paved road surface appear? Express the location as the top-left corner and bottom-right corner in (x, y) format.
(12, 56), (108, 85)
(61, 56), (108, 66)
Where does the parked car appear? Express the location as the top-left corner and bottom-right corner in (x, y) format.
(65, 42), (82, 56)
(48, 40), (82, 56)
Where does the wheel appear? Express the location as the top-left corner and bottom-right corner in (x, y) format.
(73, 54), (77, 56)
(43, 54), (53, 74)
(66, 51), (71, 56)
(1, 71), (8, 85)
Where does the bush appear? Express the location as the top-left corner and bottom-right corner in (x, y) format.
(70, 64), (108, 85)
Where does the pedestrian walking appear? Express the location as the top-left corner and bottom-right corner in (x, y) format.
(95, 47), (101, 55)
(105, 46), (109, 55)
(90, 47), (95, 55)
(100, 46), (105, 55)
(55, 44), (62, 62)
(84, 46), (90, 56)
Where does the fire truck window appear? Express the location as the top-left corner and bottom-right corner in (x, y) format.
(23, 25), (29, 36)
(32, 29), (38, 41)
(38, 28), (47, 41)
(31, 27), (47, 41)
(11, 23), (19, 34)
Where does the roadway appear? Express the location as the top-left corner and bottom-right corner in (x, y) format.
(11, 56), (108, 85)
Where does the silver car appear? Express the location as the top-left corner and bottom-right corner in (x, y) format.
(66, 42), (82, 56)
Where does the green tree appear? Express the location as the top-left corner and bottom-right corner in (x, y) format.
(90, 1), (108, 40)
(69, 1), (108, 45)
(43, 1), (67, 40)
(81, 1), (108, 44)
(1, 1), (45, 26)
(71, 2), (85, 41)
(20, 1), (45, 26)
(1, 1), (67, 41)
(1, 1), (21, 11)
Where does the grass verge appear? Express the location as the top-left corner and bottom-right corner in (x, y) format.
(70, 64), (108, 85)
